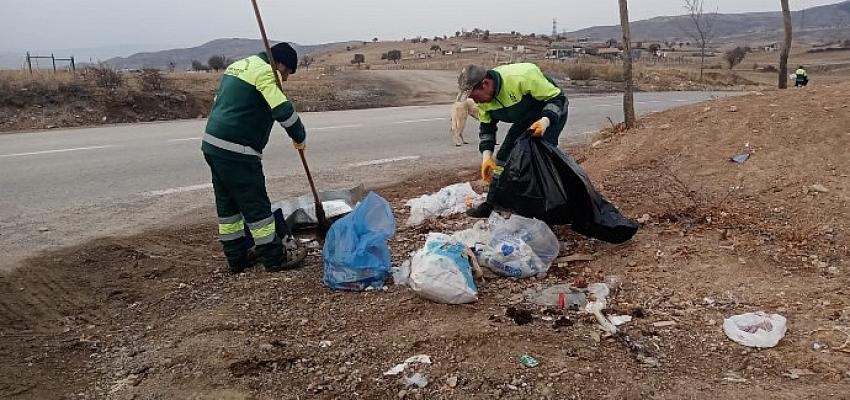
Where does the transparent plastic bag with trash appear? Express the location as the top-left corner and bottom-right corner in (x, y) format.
(405, 182), (484, 226)
(395, 233), (478, 304)
(473, 213), (560, 278)
(723, 312), (787, 348)
(323, 192), (396, 291)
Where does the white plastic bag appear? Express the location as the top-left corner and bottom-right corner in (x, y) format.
(405, 183), (483, 225)
(489, 213), (560, 265)
(407, 233), (478, 304)
(723, 312), (787, 348)
(475, 214), (560, 278)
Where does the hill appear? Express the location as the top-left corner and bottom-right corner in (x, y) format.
(567, 1), (850, 43)
(101, 38), (359, 70)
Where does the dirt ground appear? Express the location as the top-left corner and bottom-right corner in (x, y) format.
(2, 84), (849, 399)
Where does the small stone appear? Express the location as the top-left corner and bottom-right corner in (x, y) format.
(784, 368), (814, 380)
(703, 106), (712, 112)
(101, 116), (108, 122)
(38, 227), (50, 232)
(446, 375), (458, 388)
(299, 319), (309, 326)
(659, 124), (671, 130)
(637, 213), (651, 224)
(653, 320), (677, 328)
(827, 267), (839, 275)
(177, 282), (187, 289)
(319, 340), (332, 348)
(811, 184), (829, 193)
(627, 261), (638, 268)
(397, 389), (408, 398)
(729, 106), (738, 112)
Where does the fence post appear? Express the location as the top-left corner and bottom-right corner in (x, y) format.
(70, 56), (76, 73)
(51, 53), (56, 72)
(26, 52), (32, 74)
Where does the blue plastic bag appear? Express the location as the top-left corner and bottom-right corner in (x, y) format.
(323, 192), (396, 290)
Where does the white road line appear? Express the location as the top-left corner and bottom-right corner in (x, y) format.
(0, 145), (115, 159)
(393, 117), (447, 124)
(311, 124), (363, 131)
(145, 183), (212, 196)
(348, 155), (420, 167)
(167, 137), (201, 142)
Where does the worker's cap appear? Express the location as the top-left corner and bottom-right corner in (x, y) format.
(271, 42), (298, 74)
(456, 64), (487, 101)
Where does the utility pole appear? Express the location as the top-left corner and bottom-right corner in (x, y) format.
(619, 0), (637, 128)
(552, 18), (558, 38)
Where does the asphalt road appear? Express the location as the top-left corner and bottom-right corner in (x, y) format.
(0, 91), (736, 271)
(0, 91), (733, 215)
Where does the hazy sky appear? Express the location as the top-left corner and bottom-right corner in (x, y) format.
(0, 0), (841, 56)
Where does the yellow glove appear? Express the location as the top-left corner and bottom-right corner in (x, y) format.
(481, 151), (496, 183)
(292, 141), (306, 150)
(529, 117), (550, 137)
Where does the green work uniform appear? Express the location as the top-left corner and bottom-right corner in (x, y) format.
(476, 63), (569, 203)
(201, 52), (305, 269)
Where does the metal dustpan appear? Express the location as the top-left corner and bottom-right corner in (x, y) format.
(272, 185), (366, 233)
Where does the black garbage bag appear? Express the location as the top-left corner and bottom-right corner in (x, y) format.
(493, 134), (638, 243)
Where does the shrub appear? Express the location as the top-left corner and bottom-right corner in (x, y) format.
(138, 68), (165, 92)
(83, 64), (122, 89)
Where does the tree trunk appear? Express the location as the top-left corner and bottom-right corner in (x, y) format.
(779, 0), (792, 89)
(619, 0), (637, 128)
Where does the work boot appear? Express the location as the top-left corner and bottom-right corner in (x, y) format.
(265, 246), (307, 272)
(466, 201), (494, 218)
(227, 257), (254, 274)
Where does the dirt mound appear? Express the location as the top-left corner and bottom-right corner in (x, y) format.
(582, 83), (850, 267)
(2, 87), (850, 399)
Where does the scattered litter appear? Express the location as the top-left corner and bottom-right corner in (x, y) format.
(318, 340), (332, 348)
(525, 284), (586, 309)
(517, 354), (540, 368)
(384, 355), (432, 376)
(506, 307), (534, 326)
(723, 312), (787, 348)
(813, 341), (826, 351)
(405, 182), (483, 225)
(323, 192), (396, 291)
(553, 316), (574, 328)
(273, 185), (365, 231)
(403, 373), (429, 388)
(783, 368), (814, 380)
(585, 283), (617, 334)
(637, 213), (651, 224)
(653, 320), (677, 328)
(730, 143), (752, 164)
(402, 233), (478, 304)
(729, 105), (738, 112)
(446, 375), (458, 388)
(609, 315), (633, 326)
(636, 355), (661, 368)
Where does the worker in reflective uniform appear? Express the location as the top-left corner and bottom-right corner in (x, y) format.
(201, 42), (306, 273)
(456, 63), (569, 218)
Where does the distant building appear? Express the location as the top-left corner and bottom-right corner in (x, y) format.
(595, 47), (623, 59)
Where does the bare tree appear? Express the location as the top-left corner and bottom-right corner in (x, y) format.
(724, 47), (748, 69)
(681, 0), (717, 82)
(779, 0), (792, 89)
(350, 53), (365, 68)
(619, 0), (636, 128)
(299, 55), (315, 71)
